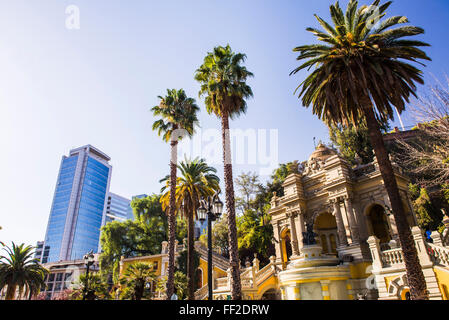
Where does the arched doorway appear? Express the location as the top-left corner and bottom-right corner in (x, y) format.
(280, 228), (292, 267)
(368, 205), (391, 245)
(261, 288), (280, 300)
(195, 268), (203, 290)
(315, 212), (338, 254)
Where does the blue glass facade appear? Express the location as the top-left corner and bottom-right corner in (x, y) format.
(42, 145), (111, 263)
(70, 157), (110, 260)
(44, 155), (78, 263)
(107, 193), (131, 221)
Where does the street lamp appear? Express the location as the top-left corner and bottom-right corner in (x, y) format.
(82, 250), (95, 300)
(197, 192), (223, 300)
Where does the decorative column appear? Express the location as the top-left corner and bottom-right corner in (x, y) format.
(411, 226), (443, 300)
(287, 211), (300, 258)
(344, 196), (360, 244)
(332, 198), (348, 246)
(354, 200), (368, 241)
(294, 208), (306, 252)
(366, 236), (383, 271)
(273, 222), (283, 263)
(320, 280), (331, 300)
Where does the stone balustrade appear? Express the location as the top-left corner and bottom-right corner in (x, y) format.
(194, 284), (209, 300)
(381, 248), (404, 267)
(214, 277), (228, 289)
(427, 243), (449, 267)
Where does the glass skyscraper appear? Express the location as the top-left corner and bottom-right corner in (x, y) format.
(104, 192), (131, 224)
(42, 145), (112, 263)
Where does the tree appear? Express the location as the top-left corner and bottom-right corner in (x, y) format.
(0, 242), (48, 300)
(160, 157), (219, 299)
(151, 89), (200, 299)
(235, 172), (260, 215)
(409, 184), (443, 232)
(328, 119), (391, 166)
(71, 273), (111, 300)
(199, 213), (230, 257)
(99, 195), (187, 282)
(195, 45), (254, 300)
(119, 262), (157, 300)
(397, 83), (449, 188)
(155, 276), (167, 299)
(290, 0), (431, 299)
(99, 220), (163, 282)
(131, 194), (168, 231)
(174, 271), (188, 300)
(237, 210), (274, 266)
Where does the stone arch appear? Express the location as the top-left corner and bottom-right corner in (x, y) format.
(314, 211), (338, 254)
(280, 227), (292, 266)
(259, 287), (281, 300)
(364, 203), (392, 246)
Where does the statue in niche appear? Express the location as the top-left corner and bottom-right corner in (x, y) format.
(302, 222), (318, 245)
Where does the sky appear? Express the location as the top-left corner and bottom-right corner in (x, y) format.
(1, 0), (449, 247)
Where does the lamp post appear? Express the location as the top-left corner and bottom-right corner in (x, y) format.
(197, 192), (223, 300)
(82, 250), (95, 300)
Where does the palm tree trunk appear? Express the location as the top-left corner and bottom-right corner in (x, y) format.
(363, 103), (428, 300)
(221, 113), (242, 300)
(5, 284), (17, 300)
(187, 210), (195, 300)
(135, 281), (144, 301)
(166, 140), (178, 300)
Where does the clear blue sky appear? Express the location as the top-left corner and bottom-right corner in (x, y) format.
(1, 0), (448, 247)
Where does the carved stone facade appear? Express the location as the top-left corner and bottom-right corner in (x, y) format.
(269, 143), (419, 299)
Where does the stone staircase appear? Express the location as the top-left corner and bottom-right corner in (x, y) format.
(194, 255), (280, 300)
(368, 226), (448, 300)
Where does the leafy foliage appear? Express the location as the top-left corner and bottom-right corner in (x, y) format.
(236, 210), (274, 266)
(235, 172), (260, 214)
(119, 262), (157, 300)
(174, 271), (188, 300)
(0, 242), (48, 300)
(291, 0), (431, 126)
(160, 158), (220, 220)
(151, 89), (199, 142)
(195, 44), (253, 119)
(71, 273), (111, 300)
(328, 119), (390, 165)
(409, 184), (443, 231)
(199, 213), (230, 257)
(99, 194), (186, 282)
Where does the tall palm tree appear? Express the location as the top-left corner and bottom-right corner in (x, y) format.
(119, 262), (156, 300)
(195, 45), (253, 300)
(290, 0), (431, 299)
(151, 89), (200, 299)
(0, 242), (48, 300)
(160, 157), (220, 299)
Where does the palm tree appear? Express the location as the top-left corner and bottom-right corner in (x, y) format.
(160, 157), (220, 299)
(119, 262), (156, 300)
(195, 45), (253, 300)
(0, 242), (48, 300)
(151, 89), (199, 299)
(290, 0), (431, 299)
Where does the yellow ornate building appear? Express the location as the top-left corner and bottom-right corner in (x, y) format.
(120, 144), (449, 300)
